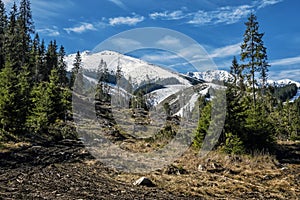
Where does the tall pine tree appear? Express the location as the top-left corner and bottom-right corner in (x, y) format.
(0, 61), (19, 134)
(240, 13), (269, 108)
(70, 51), (83, 91)
(0, 0), (7, 69)
(57, 45), (68, 87)
(17, 0), (34, 66)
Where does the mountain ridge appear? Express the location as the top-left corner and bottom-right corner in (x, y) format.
(66, 50), (300, 88)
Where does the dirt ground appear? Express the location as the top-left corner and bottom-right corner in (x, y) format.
(0, 139), (299, 199)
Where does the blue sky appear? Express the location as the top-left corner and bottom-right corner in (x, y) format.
(3, 0), (300, 81)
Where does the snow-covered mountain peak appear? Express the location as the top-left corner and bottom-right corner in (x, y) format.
(65, 50), (192, 87)
(267, 79), (300, 88)
(187, 70), (232, 83)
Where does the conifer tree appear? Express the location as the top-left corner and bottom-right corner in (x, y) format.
(4, 3), (19, 70)
(16, 64), (32, 131)
(70, 51), (83, 92)
(27, 68), (68, 134)
(57, 45), (68, 87)
(37, 39), (46, 82)
(43, 40), (58, 81)
(0, 61), (19, 133)
(193, 100), (211, 148)
(95, 59), (110, 101)
(17, 0), (34, 66)
(241, 13), (269, 108)
(0, 0), (7, 69)
(30, 33), (40, 82)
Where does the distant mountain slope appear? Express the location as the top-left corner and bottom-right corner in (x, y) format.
(267, 79), (300, 88)
(65, 50), (192, 88)
(65, 50), (209, 117)
(187, 70), (232, 83)
(187, 70), (300, 88)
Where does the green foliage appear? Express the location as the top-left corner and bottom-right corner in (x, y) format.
(70, 51), (83, 91)
(0, 0), (74, 143)
(0, 0), (6, 70)
(271, 99), (300, 141)
(271, 83), (298, 102)
(0, 61), (19, 133)
(193, 101), (211, 148)
(57, 45), (68, 87)
(243, 106), (275, 150)
(27, 68), (71, 135)
(240, 13), (269, 107)
(222, 132), (245, 154)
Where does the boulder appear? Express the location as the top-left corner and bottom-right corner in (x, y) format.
(133, 177), (155, 187)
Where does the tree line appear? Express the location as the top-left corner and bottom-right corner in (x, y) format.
(0, 0), (81, 142)
(194, 14), (300, 154)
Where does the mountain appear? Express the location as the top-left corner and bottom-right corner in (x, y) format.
(267, 79), (300, 88)
(187, 70), (300, 88)
(65, 50), (192, 88)
(65, 50), (208, 117)
(186, 70), (232, 83)
(65, 51), (300, 110)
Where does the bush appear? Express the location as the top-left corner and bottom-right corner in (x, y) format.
(222, 132), (245, 154)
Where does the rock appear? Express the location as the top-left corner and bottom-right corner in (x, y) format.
(133, 177), (155, 187)
(163, 164), (187, 175)
(280, 167), (288, 171)
(198, 164), (206, 171)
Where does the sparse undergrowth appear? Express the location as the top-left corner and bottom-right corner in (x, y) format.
(116, 142), (300, 199)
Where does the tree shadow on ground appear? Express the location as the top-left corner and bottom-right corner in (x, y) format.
(274, 141), (300, 164)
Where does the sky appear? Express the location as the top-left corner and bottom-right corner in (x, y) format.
(3, 0), (300, 81)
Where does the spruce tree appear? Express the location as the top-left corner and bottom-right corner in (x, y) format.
(16, 64), (32, 132)
(4, 3), (19, 70)
(0, 61), (19, 133)
(37, 39), (46, 82)
(193, 99), (211, 148)
(57, 45), (68, 87)
(240, 13), (269, 108)
(43, 40), (58, 81)
(70, 51), (84, 92)
(27, 68), (68, 134)
(0, 0), (7, 69)
(17, 0), (34, 66)
(30, 33), (40, 82)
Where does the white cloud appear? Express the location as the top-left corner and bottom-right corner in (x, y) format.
(210, 43), (241, 58)
(156, 36), (182, 48)
(37, 27), (60, 37)
(64, 23), (96, 34)
(148, 1), (283, 26)
(149, 10), (186, 20)
(188, 5), (253, 25)
(110, 38), (142, 49)
(271, 56), (300, 66)
(108, 0), (126, 9)
(141, 52), (179, 63)
(109, 15), (144, 26)
(257, 0), (283, 9)
(31, 0), (74, 20)
(269, 69), (300, 81)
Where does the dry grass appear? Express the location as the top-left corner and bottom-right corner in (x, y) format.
(0, 141), (31, 153)
(115, 147), (300, 199)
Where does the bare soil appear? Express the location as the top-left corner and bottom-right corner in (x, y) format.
(0, 139), (299, 199)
